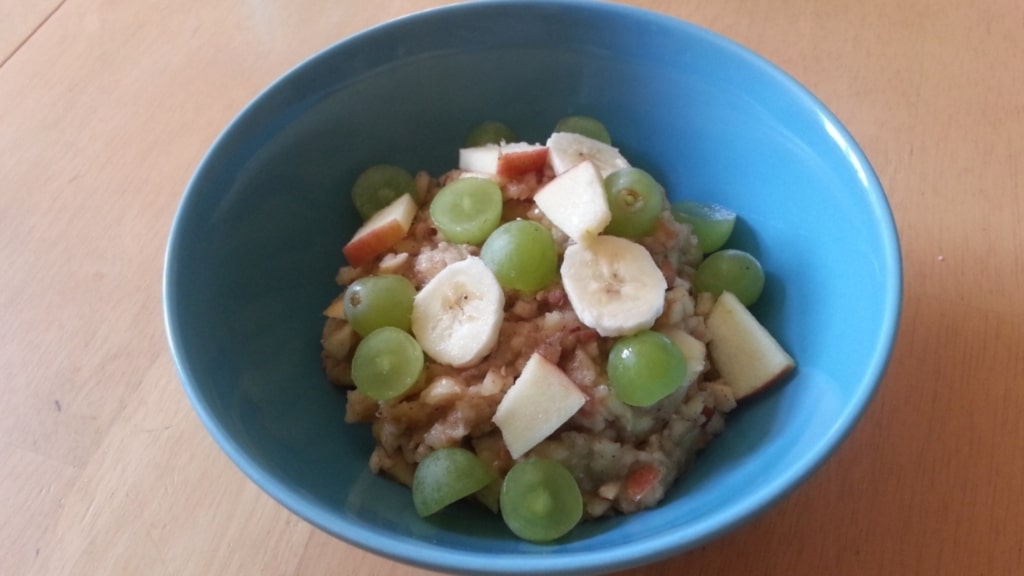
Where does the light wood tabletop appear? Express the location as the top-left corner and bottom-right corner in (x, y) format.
(2, 0), (1021, 574)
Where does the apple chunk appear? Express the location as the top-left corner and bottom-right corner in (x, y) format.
(459, 144), (501, 174)
(658, 326), (707, 392)
(706, 291), (795, 400)
(342, 193), (417, 267)
(496, 143), (548, 179)
(533, 160), (611, 243)
(492, 353), (587, 459)
(458, 142), (548, 179)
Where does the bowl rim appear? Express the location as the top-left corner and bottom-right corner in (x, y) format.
(163, 1), (903, 574)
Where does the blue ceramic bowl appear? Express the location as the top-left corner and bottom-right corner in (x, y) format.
(163, 1), (901, 574)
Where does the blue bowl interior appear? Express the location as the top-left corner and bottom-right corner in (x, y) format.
(164, 2), (900, 575)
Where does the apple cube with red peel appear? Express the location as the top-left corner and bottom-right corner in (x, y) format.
(492, 353), (587, 459)
(342, 193), (418, 267)
(496, 143), (548, 179)
(533, 160), (612, 243)
(458, 142), (548, 179)
(706, 291), (796, 400)
(623, 463), (662, 503)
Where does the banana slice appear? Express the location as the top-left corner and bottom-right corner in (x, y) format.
(561, 235), (667, 337)
(546, 132), (630, 178)
(411, 256), (505, 367)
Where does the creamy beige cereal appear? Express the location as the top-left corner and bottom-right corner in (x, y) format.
(322, 162), (735, 520)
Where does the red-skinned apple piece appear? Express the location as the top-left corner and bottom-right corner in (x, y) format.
(342, 193), (418, 267)
(622, 463), (662, 503)
(706, 291), (796, 400)
(458, 143), (548, 179)
(496, 143), (548, 179)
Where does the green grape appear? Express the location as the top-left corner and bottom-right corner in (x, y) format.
(351, 164), (417, 221)
(429, 178), (503, 245)
(671, 200), (737, 254)
(500, 458), (582, 542)
(413, 447), (495, 517)
(603, 168), (665, 239)
(351, 327), (424, 401)
(553, 115), (612, 145)
(474, 478), (502, 513)
(479, 220), (558, 292)
(465, 121), (517, 147)
(607, 330), (688, 407)
(694, 249), (765, 306)
(343, 274), (415, 336)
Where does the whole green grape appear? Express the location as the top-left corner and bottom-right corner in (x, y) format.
(343, 274), (415, 336)
(465, 121), (517, 147)
(607, 330), (688, 407)
(500, 458), (582, 542)
(429, 178), (503, 245)
(351, 164), (417, 220)
(694, 249), (765, 306)
(603, 168), (665, 239)
(554, 115), (612, 145)
(350, 326), (424, 401)
(479, 220), (558, 292)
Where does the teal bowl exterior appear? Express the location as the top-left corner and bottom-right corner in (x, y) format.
(163, 1), (901, 574)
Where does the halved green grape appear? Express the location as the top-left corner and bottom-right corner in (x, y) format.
(603, 168), (665, 239)
(343, 274), (415, 336)
(671, 200), (737, 254)
(553, 115), (612, 145)
(479, 220), (558, 292)
(351, 326), (424, 401)
(413, 447), (496, 517)
(465, 121), (517, 147)
(607, 330), (688, 407)
(351, 165), (417, 221)
(500, 458), (582, 543)
(694, 249), (765, 306)
(429, 178), (503, 245)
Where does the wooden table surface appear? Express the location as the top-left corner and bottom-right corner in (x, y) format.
(2, 0), (1021, 574)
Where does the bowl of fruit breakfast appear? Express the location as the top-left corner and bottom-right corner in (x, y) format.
(163, 1), (901, 575)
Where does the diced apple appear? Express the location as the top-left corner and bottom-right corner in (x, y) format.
(622, 463), (662, 503)
(496, 143), (548, 179)
(658, 326), (707, 391)
(459, 144), (500, 174)
(458, 142), (548, 179)
(492, 353), (587, 459)
(322, 295), (346, 319)
(705, 291), (795, 400)
(532, 160), (611, 243)
(341, 193), (417, 267)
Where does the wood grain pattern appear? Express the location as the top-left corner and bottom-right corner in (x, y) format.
(0, 0), (64, 64)
(1, 0), (1020, 575)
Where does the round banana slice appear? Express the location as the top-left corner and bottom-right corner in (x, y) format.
(561, 236), (667, 337)
(411, 256), (505, 367)
(546, 132), (630, 178)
